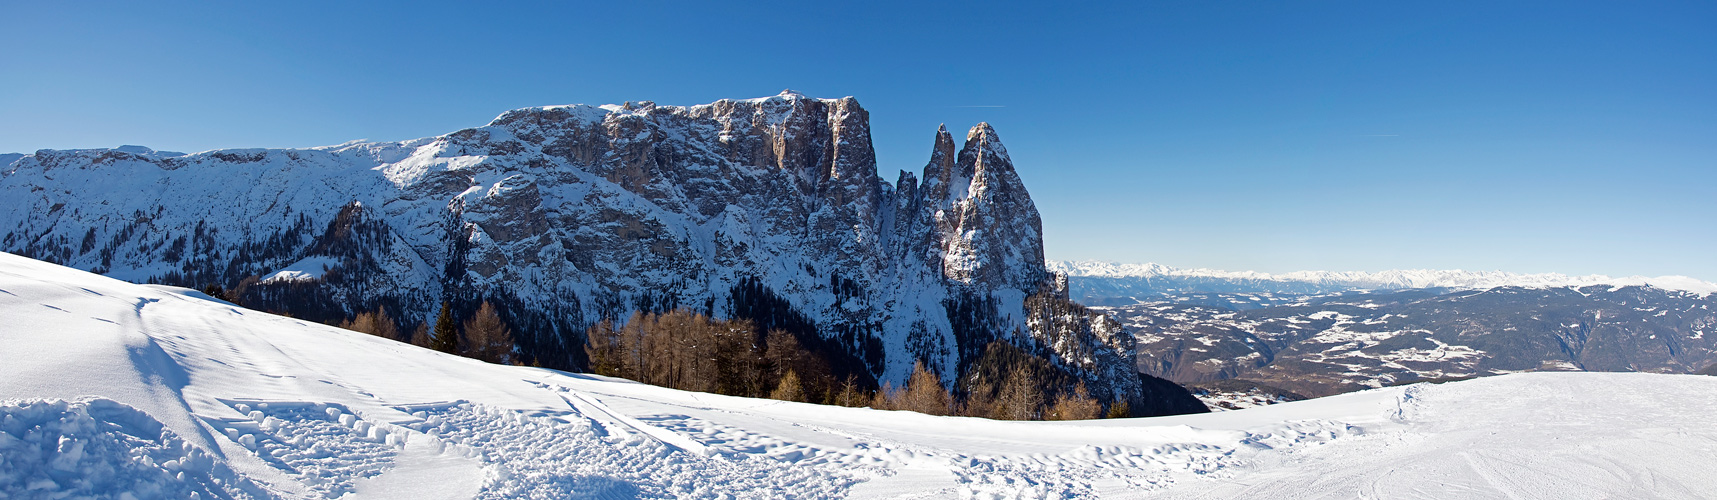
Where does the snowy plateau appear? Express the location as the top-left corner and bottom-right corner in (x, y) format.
(6, 252), (1717, 499)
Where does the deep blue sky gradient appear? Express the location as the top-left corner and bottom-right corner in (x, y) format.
(3, 1), (1712, 280)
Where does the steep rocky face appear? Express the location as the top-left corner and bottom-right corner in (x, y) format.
(0, 91), (1138, 401)
(921, 124), (1045, 291)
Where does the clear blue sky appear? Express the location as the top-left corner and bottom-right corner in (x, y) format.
(3, 1), (1713, 280)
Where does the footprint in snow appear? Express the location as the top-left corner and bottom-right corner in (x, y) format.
(210, 400), (404, 498)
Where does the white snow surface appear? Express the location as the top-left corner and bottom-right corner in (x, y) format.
(260, 257), (343, 284)
(5, 251), (1716, 499)
(1049, 260), (1717, 296)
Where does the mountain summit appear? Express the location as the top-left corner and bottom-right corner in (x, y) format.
(0, 93), (1139, 401)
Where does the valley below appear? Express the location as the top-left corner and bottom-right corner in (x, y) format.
(1058, 262), (1717, 399)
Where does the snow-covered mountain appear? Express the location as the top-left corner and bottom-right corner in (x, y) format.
(1049, 260), (1717, 305)
(1049, 261), (1717, 397)
(1111, 286), (1717, 397)
(0, 92), (1134, 400)
(4, 251), (1715, 499)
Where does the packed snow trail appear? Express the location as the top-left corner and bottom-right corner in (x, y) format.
(4, 251), (1717, 499)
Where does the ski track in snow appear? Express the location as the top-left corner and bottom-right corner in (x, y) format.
(6, 251), (1717, 499)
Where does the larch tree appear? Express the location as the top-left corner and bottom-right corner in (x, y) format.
(1046, 382), (1101, 421)
(770, 369), (806, 402)
(899, 361), (953, 416)
(462, 301), (515, 364)
(1105, 398), (1131, 419)
(994, 364), (1042, 421)
(340, 306), (400, 340)
(409, 323), (432, 348)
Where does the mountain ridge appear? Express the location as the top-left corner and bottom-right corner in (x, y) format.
(1, 92), (1140, 403)
(1049, 259), (1717, 296)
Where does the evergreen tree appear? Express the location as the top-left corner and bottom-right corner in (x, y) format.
(431, 301), (458, 354)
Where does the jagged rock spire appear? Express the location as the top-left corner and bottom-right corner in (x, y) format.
(911, 121), (1046, 291)
(920, 124), (960, 205)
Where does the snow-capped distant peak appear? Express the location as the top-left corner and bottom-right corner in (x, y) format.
(1046, 260), (1717, 296)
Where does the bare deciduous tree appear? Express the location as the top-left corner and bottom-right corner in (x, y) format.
(994, 364), (1043, 421)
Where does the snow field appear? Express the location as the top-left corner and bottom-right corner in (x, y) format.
(0, 398), (267, 500)
(204, 400), (408, 498)
(402, 399), (866, 499)
(6, 252), (1717, 499)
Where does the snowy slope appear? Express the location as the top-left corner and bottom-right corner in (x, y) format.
(1050, 260), (1717, 297)
(5, 252), (1716, 499)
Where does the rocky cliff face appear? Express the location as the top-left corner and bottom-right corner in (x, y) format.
(0, 91), (1137, 400)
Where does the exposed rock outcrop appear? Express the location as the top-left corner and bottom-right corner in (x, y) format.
(0, 91), (1139, 402)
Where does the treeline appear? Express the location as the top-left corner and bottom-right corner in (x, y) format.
(329, 300), (520, 365)
(204, 282), (1142, 421)
(585, 309), (862, 403)
(584, 309), (1128, 421)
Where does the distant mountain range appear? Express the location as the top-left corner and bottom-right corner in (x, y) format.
(1049, 260), (1715, 307)
(1056, 261), (1717, 397)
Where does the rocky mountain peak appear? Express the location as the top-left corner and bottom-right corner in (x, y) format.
(0, 92), (1134, 403)
(964, 122), (1000, 144)
(920, 124), (959, 196)
(960, 122), (1013, 180)
(918, 121), (1044, 291)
